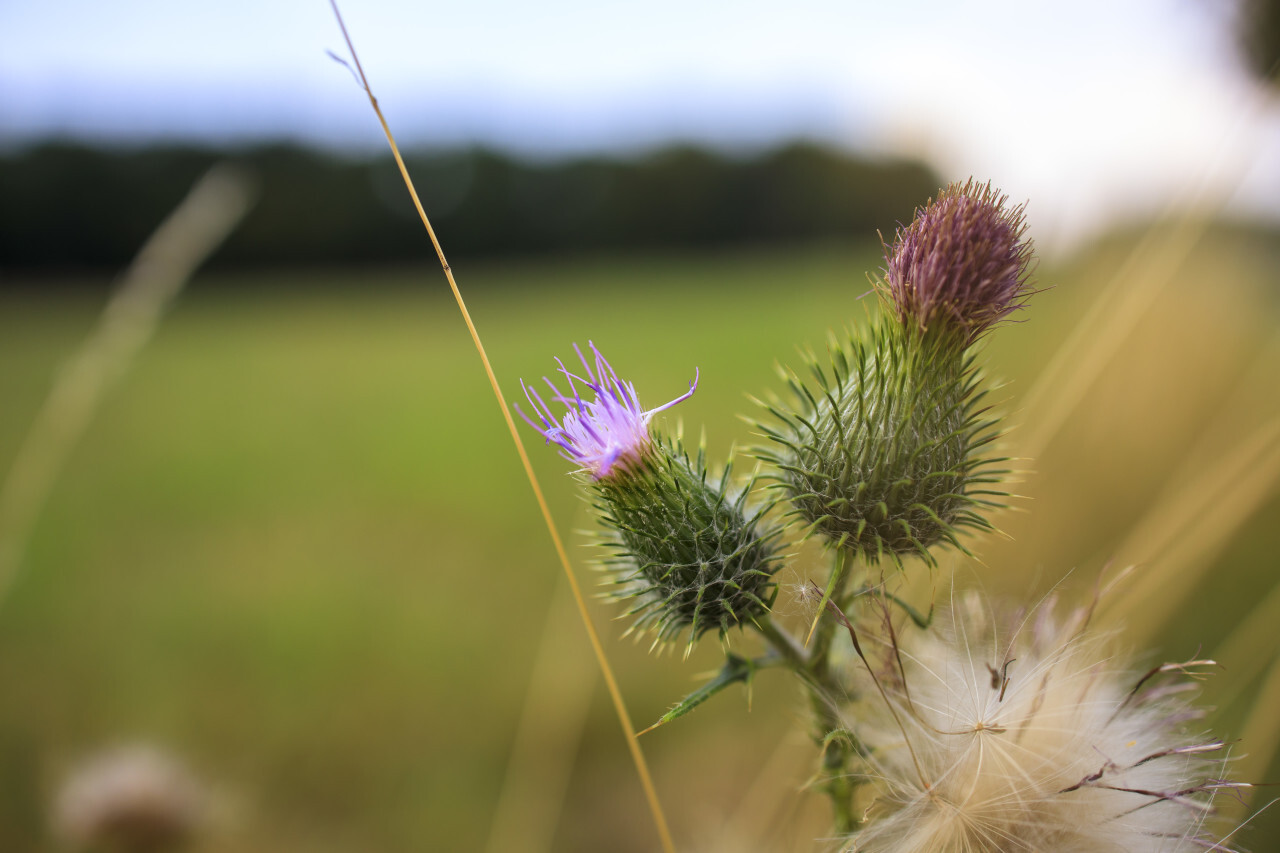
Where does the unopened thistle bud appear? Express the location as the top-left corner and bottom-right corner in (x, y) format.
(881, 178), (1034, 345)
(759, 181), (1032, 564)
(760, 325), (998, 564)
(520, 343), (783, 648)
(842, 593), (1240, 853)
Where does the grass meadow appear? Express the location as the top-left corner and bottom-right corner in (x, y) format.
(1, 231), (1277, 851)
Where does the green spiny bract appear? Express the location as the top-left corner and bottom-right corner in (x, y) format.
(757, 323), (1005, 565)
(594, 439), (784, 651)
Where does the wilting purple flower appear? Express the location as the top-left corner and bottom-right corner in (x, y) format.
(518, 342), (697, 480)
(883, 179), (1035, 342)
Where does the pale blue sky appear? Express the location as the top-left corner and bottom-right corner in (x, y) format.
(2, 0), (1278, 249)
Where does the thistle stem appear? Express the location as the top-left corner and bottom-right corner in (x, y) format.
(754, 616), (810, 671)
(810, 550), (856, 671)
(806, 550), (860, 833)
(753, 550), (862, 834)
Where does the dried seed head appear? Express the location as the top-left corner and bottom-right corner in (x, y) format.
(882, 179), (1035, 344)
(842, 593), (1240, 852)
(54, 744), (206, 853)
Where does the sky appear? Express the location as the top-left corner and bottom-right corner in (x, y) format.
(2, 0), (1278, 250)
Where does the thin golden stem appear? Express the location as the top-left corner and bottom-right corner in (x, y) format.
(326, 5), (675, 850)
(1100, 417), (1280, 638)
(1224, 650), (1280, 819)
(0, 165), (254, 610)
(1015, 75), (1270, 463)
(484, 577), (596, 853)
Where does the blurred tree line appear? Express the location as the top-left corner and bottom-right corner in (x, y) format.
(0, 142), (939, 281)
(1239, 0), (1280, 84)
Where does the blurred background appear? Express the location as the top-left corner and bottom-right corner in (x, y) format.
(1, 0), (1278, 851)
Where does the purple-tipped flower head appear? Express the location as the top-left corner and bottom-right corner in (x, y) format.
(518, 342), (697, 480)
(883, 179), (1035, 342)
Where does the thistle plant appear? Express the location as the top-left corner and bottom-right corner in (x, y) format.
(513, 180), (1246, 850)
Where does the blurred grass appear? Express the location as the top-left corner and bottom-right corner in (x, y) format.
(1, 232), (1277, 851)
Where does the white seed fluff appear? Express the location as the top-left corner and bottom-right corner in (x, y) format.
(841, 593), (1235, 853)
(54, 744), (207, 852)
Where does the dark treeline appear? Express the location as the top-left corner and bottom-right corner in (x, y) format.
(0, 141), (940, 279)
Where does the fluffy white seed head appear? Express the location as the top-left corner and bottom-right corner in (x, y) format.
(53, 744), (207, 853)
(842, 592), (1238, 853)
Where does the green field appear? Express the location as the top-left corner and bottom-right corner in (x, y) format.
(2, 236), (1278, 851)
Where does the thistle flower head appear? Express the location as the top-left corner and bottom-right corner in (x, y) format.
(882, 179), (1035, 344)
(842, 592), (1240, 852)
(519, 341), (775, 648)
(518, 341), (697, 480)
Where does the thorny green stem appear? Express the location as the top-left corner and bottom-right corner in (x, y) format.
(754, 615), (811, 672)
(754, 550), (862, 835)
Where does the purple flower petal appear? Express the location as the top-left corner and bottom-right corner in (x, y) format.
(515, 343), (697, 479)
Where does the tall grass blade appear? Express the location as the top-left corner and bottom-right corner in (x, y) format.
(1016, 73), (1273, 463)
(1213, 581), (1280, 713)
(1101, 418), (1280, 639)
(0, 165), (255, 610)
(1226, 651), (1280, 819)
(484, 577), (597, 853)
(326, 5), (676, 849)
(1016, 213), (1212, 462)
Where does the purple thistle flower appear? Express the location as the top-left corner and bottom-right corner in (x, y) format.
(883, 178), (1035, 342)
(517, 342), (698, 480)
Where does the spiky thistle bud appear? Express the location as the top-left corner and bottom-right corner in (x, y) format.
(519, 342), (783, 649)
(758, 181), (1032, 564)
(841, 592), (1241, 853)
(881, 178), (1034, 345)
(759, 324), (999, 564)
